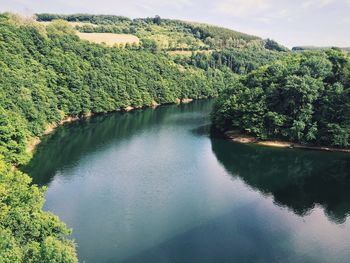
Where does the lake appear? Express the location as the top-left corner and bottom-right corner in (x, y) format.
(24, 100), (350, 263)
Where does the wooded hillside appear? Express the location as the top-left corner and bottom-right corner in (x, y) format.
(212, 49), (350, 148)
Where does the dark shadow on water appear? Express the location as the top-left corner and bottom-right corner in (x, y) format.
(190, 124), (212, 137)
(21, 100), (214, 186)
(210, 138), (350, 224)
(121, 203), (302, 263)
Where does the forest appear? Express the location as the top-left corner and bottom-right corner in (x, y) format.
(0, 14), (233, 262)
(0, 14), (238, 165)
(36, 13), (271, 50)
(212, 49), (350, 147)
(172, 48), (285, 74)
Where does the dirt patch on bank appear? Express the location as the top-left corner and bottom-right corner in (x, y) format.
(224, 131), (350, 153)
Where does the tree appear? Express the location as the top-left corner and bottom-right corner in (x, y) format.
(153, 15), (162, 25)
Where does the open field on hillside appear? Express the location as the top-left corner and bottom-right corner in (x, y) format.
(77, 32), (140, 46)
(36, 14), (263, 50)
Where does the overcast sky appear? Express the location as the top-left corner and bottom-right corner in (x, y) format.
(1, 0), (349, 48)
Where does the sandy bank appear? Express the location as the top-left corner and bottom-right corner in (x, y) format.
(224, 131), (350, 153)
(175, 98), (194, 104)
(181, 98), (194, 104)
(26, 114), (92, 155)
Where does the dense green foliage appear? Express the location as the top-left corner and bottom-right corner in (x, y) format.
(212, 49), (350, 147)
(0, 15), (231, 164)
(187, 22), (261, 49)
(0, 157), (78, 262)
(36, 13), (264, 50)
(36, 13), (132, 24)
(263, 39), (289, 52)
(173, 48), (284, 74)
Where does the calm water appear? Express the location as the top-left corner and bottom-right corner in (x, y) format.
(24, 100), (350, 263)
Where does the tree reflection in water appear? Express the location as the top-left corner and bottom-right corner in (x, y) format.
(211, 138), (350, 224)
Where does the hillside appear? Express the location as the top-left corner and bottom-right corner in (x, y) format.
(1, 14), (235, 164)
(212, 49), (350, 148)
(172, 48), (285, 75)
(293, 46), (350, 52)
(36, 13), (264, 50)
(76, 32), (140, 46)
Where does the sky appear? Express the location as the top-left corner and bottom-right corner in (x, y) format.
(1, 0), (349, 48)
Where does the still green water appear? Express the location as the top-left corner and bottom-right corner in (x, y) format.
(24, 100), (350, 263)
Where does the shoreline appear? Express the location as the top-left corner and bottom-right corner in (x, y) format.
(224, 131), (350, 153)
(25, 98), (199, 155)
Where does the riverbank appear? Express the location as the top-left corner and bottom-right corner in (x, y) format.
(26, 115), (82, 155)
(25, 98), (199, 155)
(224, 130), (350, 153)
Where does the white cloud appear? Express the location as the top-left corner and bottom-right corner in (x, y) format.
(215, 0), (272, 17)
(302, 0), (335, 8)
(341, 16), (350, 25)
(137, 0), (193, 9)
(256, 8), (291, 24)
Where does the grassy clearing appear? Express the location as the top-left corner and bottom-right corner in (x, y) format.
(76, 32), (140, 46)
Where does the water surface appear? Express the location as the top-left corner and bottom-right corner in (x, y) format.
(24, 100), (350, 263)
